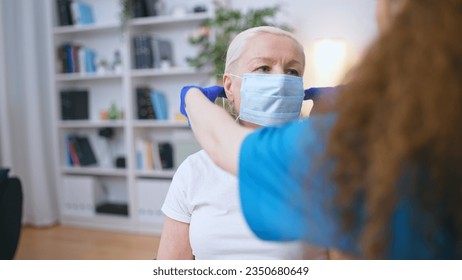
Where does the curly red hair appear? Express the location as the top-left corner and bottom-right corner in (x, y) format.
(328, 0), (462, 258)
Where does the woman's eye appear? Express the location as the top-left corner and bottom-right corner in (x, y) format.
(287, 69), (300, 76)
(255, 66), (270, 72)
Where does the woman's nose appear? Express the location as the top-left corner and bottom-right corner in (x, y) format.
(271, 65), (285, 74)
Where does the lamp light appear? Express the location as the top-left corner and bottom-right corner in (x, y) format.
(304, 38), (356, 88)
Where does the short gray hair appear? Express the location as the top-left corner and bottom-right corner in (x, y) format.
(224, 26), (305, 73)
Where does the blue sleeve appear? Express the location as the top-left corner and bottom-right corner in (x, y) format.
(239, 114), (360, 254)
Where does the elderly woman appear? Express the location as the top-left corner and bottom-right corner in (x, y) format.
(156, 26), (326, 260)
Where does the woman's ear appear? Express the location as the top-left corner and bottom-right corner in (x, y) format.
(223, 74), (234, 102)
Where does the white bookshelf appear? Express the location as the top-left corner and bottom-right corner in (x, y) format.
(48, 0), (213, 234)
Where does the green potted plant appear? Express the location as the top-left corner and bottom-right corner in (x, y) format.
(119, 0), (132, 31)
(187, 2), (291, 79)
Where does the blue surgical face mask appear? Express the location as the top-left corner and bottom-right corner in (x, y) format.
(229, 73), (304, 126)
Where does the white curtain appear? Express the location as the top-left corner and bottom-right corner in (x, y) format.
(1, 0), (59, 226)
(0, 1), (12, 166)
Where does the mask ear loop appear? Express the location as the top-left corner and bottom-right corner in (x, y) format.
(224, 73), (242, 122)
(226, 73), (243, 80)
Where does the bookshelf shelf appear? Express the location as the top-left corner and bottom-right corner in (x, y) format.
(58, 120), (125, 128)
(132, 120), (188, 128)
(61, 166), (127, 177)
(130, 67), (205, 78)
(53, 23), (120, 35)
(129, 12), (210, 27)
(50, 0), (213, 235)
(56, 73), (123, 81)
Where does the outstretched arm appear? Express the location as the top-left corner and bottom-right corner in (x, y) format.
(185, 88), (252, 175)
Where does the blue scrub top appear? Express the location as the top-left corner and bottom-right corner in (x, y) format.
(238, 114), (457, 259)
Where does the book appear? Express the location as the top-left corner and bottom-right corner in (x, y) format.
(135, 139), (145, 170)
(132, 0), (147, 18)
(150, 90), (168, 120)
(151, 141), (162, 170)
(72, 44), (81, 72)
(64, 43), (73, 73)
(85, 48), (96, 73)
(56, 45), (66, 73)
(145, 142), (154, 170)
(71, 1), (95, 25)
(136, 139), (173, 170)
(133, 36), (141, 69)
(78, 48), (86, 74)
(158, 142), (173, 169)
(132, 35), (154, 69)
(142, 35), (154, 68)
(144, 0), (160, 17)
(60, 89), (89, 120)
(151, 37), (173, 68)
(67, 135), (97, 166)
(131, 0), (161, 18)
(136, 87), (156, 119)
(66, 135), (79, 166)
(56, 0), (74, 26)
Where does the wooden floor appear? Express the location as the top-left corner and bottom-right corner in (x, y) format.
(15, 225), (161, 260)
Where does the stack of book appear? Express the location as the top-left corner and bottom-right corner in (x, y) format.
(132, 35), (173, 69)
(60, 89), (89, 120)
(135, 140), (173, 171)
(66, 135), (98, 166)
(56, 0), (95, 26)
(135, 87), (168, 120)
(57, 43), (96, 74)
(132, 0), (161, 18)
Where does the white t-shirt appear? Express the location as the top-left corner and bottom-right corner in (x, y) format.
(161, 150), (304, 260)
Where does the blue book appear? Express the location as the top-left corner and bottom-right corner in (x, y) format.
(150, 91), (168, 120)
(136, 151), (143, 170)
(65, 135), (73, 166)
(72, 1), (94, 25)
(66, 44), (74, 73)
(80, 2), (94, 24)
(85, 49), (96, 73)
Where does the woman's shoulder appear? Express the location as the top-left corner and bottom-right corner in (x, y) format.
(180, 149), (217, 170)
(176, 149), (236, 182)
(179, 149), (210, 169)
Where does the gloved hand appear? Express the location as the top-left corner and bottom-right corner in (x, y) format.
(304, 86), (345, 115)
(304, 87), (338, 100)
(180, 85), (225, 118)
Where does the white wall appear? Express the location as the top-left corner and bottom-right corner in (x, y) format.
(229, 0), (378, 86)
(229, 0), (378, 53)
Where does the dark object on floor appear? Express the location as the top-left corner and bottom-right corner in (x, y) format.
(96, 202), (128, 216)
(0, 168), (23, 260)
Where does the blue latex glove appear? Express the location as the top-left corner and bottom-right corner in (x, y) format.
(180, 85), (225, 118)
(304, 87), (338, 100)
